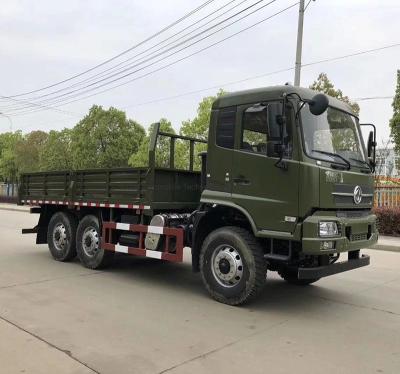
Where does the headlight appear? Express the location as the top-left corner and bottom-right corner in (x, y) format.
(319, 221), (339, 237)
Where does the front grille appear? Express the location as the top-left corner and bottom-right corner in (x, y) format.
(350, 233), (368, 242)
(332, 184), (373, 206)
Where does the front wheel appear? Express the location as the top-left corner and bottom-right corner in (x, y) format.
(76, 215), (114, 269)
(200, 226), (266, 306)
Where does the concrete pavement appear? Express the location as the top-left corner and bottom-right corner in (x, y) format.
(0, 202), (29, 212)
(372, 235), (400, 252)
(0, 209), (399, 374)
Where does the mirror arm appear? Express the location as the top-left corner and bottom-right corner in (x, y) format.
(286, 92), (312, 119)
(295, 101), (308, 120)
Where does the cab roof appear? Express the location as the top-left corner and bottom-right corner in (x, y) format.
(212, 85), (356, 116)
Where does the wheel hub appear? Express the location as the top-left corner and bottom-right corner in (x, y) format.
(82, 227), (99, 257)
(211, 245), (243, 288)
(53, 224), (67, 251)
(218, 259), (230, 274)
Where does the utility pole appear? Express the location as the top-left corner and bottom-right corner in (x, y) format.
(0, 112), (13, 131)
(294, 0), (305, 86)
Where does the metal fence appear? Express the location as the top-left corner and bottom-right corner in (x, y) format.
(374, 187), (400, 208)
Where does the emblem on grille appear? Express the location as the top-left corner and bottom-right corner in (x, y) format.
(353, 185), (363, 204)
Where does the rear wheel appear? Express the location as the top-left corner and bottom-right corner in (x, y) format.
(47, 211), (78, 262)
(200, 226), (266, 306)
(76, 215), (114, 269)
(278, 269), (320, 286)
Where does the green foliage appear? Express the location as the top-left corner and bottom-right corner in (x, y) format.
(310, 73), (360, 116)
(14, 131), (48, 174)
(0, 131), (23, 182)
(39, 129), (73, 171)
(180, 89), (225, 139)
(390, 70), (400, 153)
(0, 105), (147, 177)
(129, 118), (175, 167)
(128, 89), (223, 170)
(177, 90), (225, 170)
(0, 90), (225, 176)
(70, 105), (145, 169)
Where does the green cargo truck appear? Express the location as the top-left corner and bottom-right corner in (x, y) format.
(19, 85), (378, 305)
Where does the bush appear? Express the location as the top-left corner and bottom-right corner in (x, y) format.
(373, 207), (400, 237)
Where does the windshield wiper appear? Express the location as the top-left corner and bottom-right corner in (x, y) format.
(349, 157), (372, 172)
(311, 150), (351, 170)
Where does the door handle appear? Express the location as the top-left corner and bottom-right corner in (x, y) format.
(233, 176), (251, 186)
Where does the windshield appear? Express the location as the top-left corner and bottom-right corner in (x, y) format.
(301, 105), (367, 167)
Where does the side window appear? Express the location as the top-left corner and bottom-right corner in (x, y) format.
(241, 104), (268, 154)
(241, 102), (293, 158)
(216, 107), (236, 149)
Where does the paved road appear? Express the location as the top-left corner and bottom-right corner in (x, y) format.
(0, 210), (399, 374)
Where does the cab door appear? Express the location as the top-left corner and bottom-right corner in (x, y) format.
(231, 101), (299, 233)
(205, 106), (236, 196)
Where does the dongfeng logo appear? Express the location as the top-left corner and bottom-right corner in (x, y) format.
(353, 185), (363, 204)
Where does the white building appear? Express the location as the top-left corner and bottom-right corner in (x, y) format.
(375, 147), (400, 177)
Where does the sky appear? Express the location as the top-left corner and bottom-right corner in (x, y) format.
(0, 0), (399, 144)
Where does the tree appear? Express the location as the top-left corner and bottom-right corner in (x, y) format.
(390, 70), (400, 153)
(0, 131), (23, 182)
(180, 89), (225, 139)
(39, 129), (73, 171)
(14, 131), (48, 174)
(178, 90), (226, 170)
(70, 105), (145, 169)
(310, 73), (360, 115)
(129, 118), (175, 167)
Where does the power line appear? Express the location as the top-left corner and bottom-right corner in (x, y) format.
(5, 0), (217, 98)
(2, 0), (247, 106)
(301, 42), (400, 68)
(8, 37), (400, 118)
(2, 0), (271, 110)
(123, 67), (295, 109)
(353, 96), (393, 101)
(304, 0), (313, 11)
(111, 45), (400, 109)
(6, 0), (289, 115)
(0, 93), (83, 118)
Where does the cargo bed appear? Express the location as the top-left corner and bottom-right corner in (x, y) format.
(18, 124), (207, 214)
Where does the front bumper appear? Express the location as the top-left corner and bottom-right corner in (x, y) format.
(298, 253), (370, 279)
(302, 211), (378, 255)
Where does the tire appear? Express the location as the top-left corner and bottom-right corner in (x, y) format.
(76, 215), (114, 269)
(200, 226), (266, 306)
(47, 211), (78, 262)
(278, 269), (320, 286)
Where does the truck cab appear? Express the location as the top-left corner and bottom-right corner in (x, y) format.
(193, 85), (377, 303)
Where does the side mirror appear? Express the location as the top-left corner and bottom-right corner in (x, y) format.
(366, 130), (377, 171)
(309, 93), (329, 116)
(367, 131), (374, 158)
(361, 124), (377, 172)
